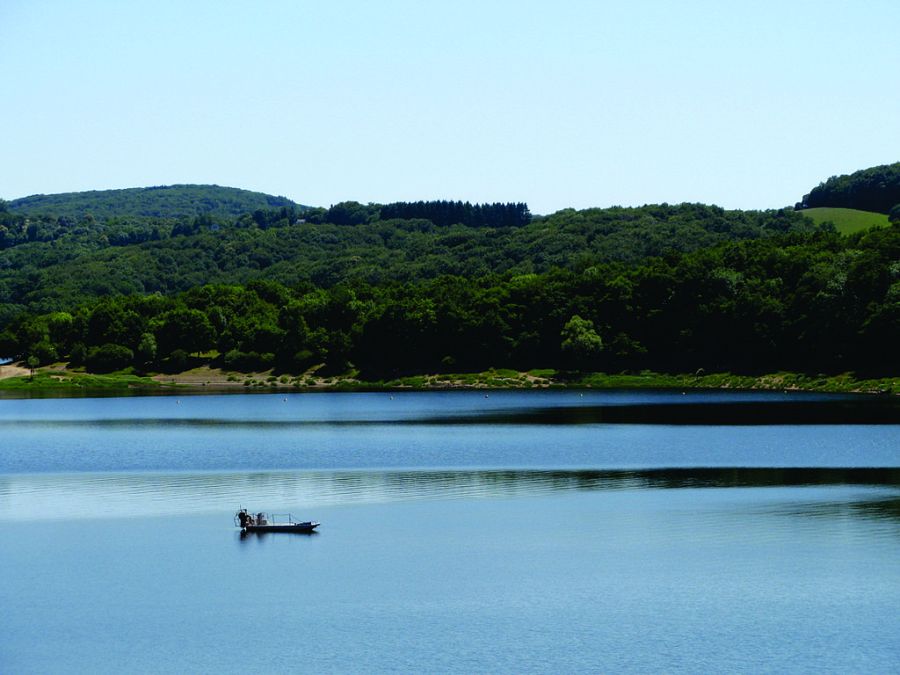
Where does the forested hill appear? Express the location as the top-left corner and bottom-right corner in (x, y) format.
(2, 225), (898, 379)
(6, 185), (298, 219)
(798, 163), (900, 216)
(2, 170), (898, 380)
(0, 202), (814, 321)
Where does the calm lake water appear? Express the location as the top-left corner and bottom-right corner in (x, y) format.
(1, 391), (899, 673)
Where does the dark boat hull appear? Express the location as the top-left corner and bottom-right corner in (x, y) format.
(244, 522), (319, 533)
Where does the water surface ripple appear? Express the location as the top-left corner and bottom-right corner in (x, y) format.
(2, 391), (899, 673)
(3, 467), (899, 523)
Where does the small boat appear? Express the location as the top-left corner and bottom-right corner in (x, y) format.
(235, 509), (319, 533)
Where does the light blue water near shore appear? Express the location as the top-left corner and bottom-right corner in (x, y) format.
(1, 391), (899, 673)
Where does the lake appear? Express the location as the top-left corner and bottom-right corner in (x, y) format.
(1, 390), (899, 673)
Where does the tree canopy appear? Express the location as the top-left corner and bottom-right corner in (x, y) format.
(3, 166), (898, 381)
(7, 184), (299, 220)
(2, 224), (897, 379)
(0, 201), (814, 319)
(798, 163), (900, 214)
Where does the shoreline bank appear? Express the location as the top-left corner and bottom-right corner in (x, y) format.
(0, 362), (897, 397)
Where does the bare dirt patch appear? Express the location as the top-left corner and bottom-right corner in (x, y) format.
(152, 365), (245, 388)
(0, 362), (31, 379)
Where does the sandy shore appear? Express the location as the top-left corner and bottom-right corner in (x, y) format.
(1, 360), (897, 396)
(0, 363), (32, 379)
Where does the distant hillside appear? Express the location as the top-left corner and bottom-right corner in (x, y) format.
(0, 201), (814, 321)
(7, 185), (299, 219)
(798, 207), (890, 235)
(798, 163), (900, 214)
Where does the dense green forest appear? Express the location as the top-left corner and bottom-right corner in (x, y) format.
(6, 184), (298, 220)
(798, 163), (900, 216)
(2, 225), (898, 378)
(2, 168), (898, 382)
(0, 198), (812, 323)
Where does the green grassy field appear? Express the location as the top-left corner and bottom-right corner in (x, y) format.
(0, 371), (167, 391)
(800, 207), (889, 235)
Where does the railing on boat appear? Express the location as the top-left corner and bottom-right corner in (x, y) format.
(235, 510), (304, 527)
(267, 513), (301, 524)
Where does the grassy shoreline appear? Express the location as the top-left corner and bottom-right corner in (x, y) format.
(0, 363), (897, 397)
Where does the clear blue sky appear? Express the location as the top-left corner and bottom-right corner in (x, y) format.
(1, 0), (898, 214)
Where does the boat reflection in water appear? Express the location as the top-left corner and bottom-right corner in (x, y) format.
(238, 528), (319, 541)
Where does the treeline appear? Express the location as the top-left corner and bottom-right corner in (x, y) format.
(7, 184), (298, 220)
(0, 203), (302, 251)
(296, 200), (531, 228)
(0, 203), (814, 322)
(0, 209), (176, 250)
(3, 225), (897, 378)
(0, 198), (530, 250)
(799, 163), (900, 215)
(378, 201), (531, 228)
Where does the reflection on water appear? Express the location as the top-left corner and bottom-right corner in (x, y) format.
(3, 398), (899, 427)
(238, 529), (318, 541)
(769, 495), (900, 521)
(3, 391), (898, 674)
(3, 391), (899, 474)
(2, 467), (899, 523)
(1, 390), (897, 427)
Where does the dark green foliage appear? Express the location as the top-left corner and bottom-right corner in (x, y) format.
(889, 204), (900, 223)
(88, 305), (145, 350)
(2, 170), (898, 380)
(136, 333), (157, 364)
(303, 200), (532, 229)
(154, 308), (216, 355)
(0, 202), (815, 317)
(162, 349), (190, 374)
(85, 343), (134, 373)
(30, 340), (59, 365)
(0, 329), (18, 357)
(561, 315), (603, 370)
(320, 202), (379, 226)
(0, 207), (29, 249)
(8, 185), (298, 220)
(378, 201), (531, 228)
(223, 349), (274, 372)
(69, 342), (87, 366)
(799, 163), (900, 214)
(4, 223), (897, 378)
